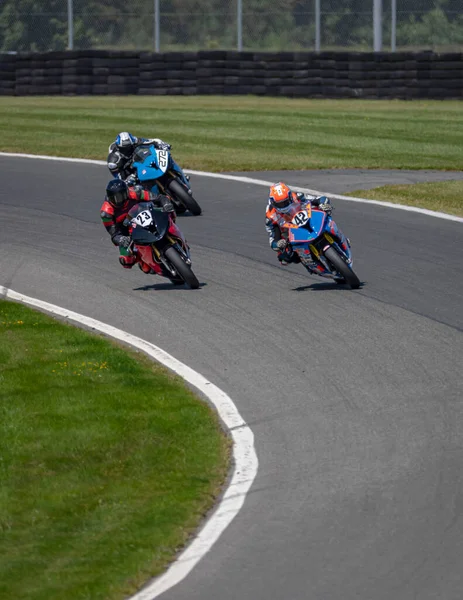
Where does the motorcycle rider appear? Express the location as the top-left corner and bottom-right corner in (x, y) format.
(101, 178), (175, 274)
(265, 181), (350, 271)
(107, 131), (171, 180)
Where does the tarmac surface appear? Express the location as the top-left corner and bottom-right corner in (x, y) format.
(1, 156), (462, 600)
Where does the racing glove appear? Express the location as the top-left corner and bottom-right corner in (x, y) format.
(316, 196), (333, 215)
(162, 201), (175, 213)
(125, 174), (138, 186)
(131, 185), (146, 200)
(146, 138), (171, 151)
(319, 202), (332, 215)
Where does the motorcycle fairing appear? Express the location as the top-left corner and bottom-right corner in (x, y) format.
(285, 209), (327, 244)
(131, 144), (191, 195)
(132, 145), (169, 181)
(129, 200), (190, 256)
(129, 203), (170, 244)
(131, 225), (165, 245)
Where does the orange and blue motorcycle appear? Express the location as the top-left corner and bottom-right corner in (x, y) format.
(281, 204), (360, 289)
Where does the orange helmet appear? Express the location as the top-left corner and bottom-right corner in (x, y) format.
(269, 182), (296, 213)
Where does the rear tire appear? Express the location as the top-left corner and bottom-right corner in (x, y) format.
(167, 179), (202, 216)
(164, 246), (200, 289)
(324, 246), (360, 289)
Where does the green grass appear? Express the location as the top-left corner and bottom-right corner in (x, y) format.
(1, 96), (462, 215)
(0, 96), (462, 171)
(0, 299), (230, 600)
(346, 180), (463, 217)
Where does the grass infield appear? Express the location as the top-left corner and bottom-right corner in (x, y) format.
(346, 180), (463, 217)
(0, 96), (462, 171)
(0, 96), (461, 215)
(0, 299), (230, 600)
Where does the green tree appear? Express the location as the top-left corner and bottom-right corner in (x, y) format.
(1, 0), (462, 53)
(396, 6), (463, 49)
(0, 0), (68, 51)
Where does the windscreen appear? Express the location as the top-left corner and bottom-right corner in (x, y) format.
(133, 146), (154, 163)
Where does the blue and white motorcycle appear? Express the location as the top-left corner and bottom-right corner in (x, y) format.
(282, 203), (360, 289)
(130, 144), (202, 216)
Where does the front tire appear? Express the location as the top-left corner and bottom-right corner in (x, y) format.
(324, 246), (360, 289)
(167, 179), (202, 216)
(164, 246), (200, 289)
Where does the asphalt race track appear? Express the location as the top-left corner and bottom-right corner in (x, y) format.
(1, 156), (463, 600)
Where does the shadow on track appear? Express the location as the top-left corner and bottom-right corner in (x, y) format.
(133, 281), (207, 292)
(292, 281), (366, 292)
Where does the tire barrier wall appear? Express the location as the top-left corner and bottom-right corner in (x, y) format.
(1, 50), (462, 99)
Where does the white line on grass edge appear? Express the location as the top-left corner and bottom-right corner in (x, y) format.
(0, 286), (258, 600)
(1, 151), (462, 223)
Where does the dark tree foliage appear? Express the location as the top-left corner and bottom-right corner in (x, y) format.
(0, 0), (462, 52)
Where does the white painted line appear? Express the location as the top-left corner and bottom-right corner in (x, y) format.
(0, 151), (106, 166)
(0, 287), (258, 600)
(1, 151), (462, 223)
(184, 169), (463, 223)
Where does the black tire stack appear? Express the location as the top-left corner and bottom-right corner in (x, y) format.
(0, 53), (16, 96)
(1, 50), (462, 99)
(139, 51), (197, 96)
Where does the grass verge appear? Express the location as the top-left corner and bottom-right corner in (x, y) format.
(0, 96), (462, 171)
(1, 96), (461, 216)
(0, 299), (230, 600)
(345, 180), (463, 218)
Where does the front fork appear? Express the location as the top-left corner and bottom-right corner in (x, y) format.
(308, 224), (352, 273)
(326, 219), (350, 253)
(169, 157), (191, 188)
(323, 219), (352, 264)
(153, 171), (191, 207)
(151, 236), (192, 276)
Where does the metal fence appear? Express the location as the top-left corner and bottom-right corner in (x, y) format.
(0, 1), (462, 53)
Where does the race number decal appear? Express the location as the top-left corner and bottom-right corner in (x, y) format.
(133, 210), (153, 227)
(158, 150), (168, 169)
(292, 210), (310, 226)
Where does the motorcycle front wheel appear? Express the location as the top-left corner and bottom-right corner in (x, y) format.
(167, 179), (202, 216)
(164, 246), (200, 289)
(324, 246), (360, 289)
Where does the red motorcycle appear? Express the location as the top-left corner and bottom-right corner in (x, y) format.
(127, 201), (199, 289)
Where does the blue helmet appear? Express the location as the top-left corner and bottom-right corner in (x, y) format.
(115, 132), (138, 156)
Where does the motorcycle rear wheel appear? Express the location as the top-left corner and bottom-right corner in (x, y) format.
(164, 246), (200, 289)
(324, 246), (360, 289)
(167, 179), (202, 216)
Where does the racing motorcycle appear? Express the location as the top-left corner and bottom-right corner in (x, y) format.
(127, 201), (200, 289)
(129, 144), (202, 216)
(281, 204), (360, 289)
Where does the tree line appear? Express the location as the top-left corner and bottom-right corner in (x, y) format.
(1, 0), (462, 53)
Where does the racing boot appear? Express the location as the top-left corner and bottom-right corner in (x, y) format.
(119, 255), (137, 269)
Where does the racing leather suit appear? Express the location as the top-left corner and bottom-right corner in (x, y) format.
(100, 186), (173, 268)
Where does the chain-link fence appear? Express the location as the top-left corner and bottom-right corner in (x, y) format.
(0, 1), (462, 53)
